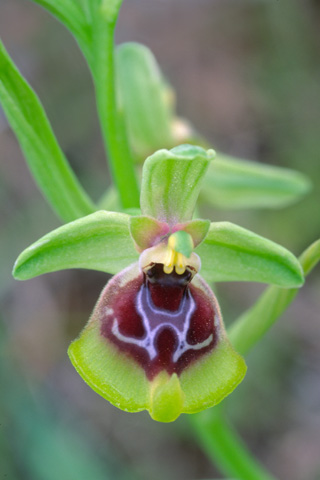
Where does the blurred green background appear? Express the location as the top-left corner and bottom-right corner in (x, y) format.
(1, 0), (320, 478)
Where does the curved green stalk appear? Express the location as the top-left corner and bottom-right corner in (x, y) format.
(228, 239), (320, 355)
(190, 240), (320, 479)
(190, 409), (276, 480)
(299, 239), (320, 276)
(92, 1), (140, 209)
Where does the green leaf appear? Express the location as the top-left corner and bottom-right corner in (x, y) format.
(140, 144), (215, 225)
(30, 0), (93, 66)
(116, 42), (174, 159)
(195, 222), (304, 287)
(0, 41), (96, 223)
(228, 239), (320, 355)
(200, 153), (311, 209)
(13, 211), (139, 280)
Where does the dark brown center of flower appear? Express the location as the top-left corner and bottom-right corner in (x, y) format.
(101, 264), (217, 380)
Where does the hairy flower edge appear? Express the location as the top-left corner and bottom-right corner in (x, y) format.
(68, 262), (247, 422)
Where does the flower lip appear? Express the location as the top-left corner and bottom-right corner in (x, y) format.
(99, 263), (218, 380)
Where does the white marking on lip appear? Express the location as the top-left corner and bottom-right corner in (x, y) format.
(111, 284), (213, 362)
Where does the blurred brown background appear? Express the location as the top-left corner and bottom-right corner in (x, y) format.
(1, 1), (320, 479)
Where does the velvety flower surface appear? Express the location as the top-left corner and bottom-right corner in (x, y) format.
(13, 145), (304, 422)
(68, 146), (246, 422)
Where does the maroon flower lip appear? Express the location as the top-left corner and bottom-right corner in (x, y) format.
(100, 264), (218, 380)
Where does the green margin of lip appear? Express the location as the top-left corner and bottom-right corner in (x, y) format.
(68, 322), (149, 413)
(179, 337), (247, 413)
(69, 321), (246, 422)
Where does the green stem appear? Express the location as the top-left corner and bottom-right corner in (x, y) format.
(190, 410), (276, 480)
(228, 239), (320, 356)
(191, 240), (320, 479)
(299, 239), (320, 276)
(228, 285), (297, 356)
(92, 0), (140, 209)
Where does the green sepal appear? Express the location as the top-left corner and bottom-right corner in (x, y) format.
(140, 144), (215, 225)
(201, 153), (311, 210)
(129, 216), (170, 251)
(0, 40), (96, 223)
(13, 211), (139, 280)
(116, 42), (174, 159)
(196, 222), (304, 287)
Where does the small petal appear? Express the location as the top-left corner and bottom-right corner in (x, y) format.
(129, 215), (170, 251)
(129, 216), (210, 254)
(173, 219), (210, 248)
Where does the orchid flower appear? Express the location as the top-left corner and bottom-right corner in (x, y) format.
(13, 145), (304, 422)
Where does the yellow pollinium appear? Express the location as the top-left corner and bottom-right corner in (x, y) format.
(163, 231), (194, 275)
(163, 249), (187, 275)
